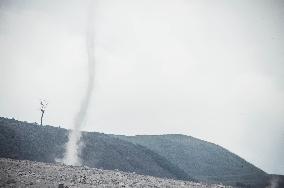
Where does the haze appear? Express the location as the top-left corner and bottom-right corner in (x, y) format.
(0, 0), (283, 175)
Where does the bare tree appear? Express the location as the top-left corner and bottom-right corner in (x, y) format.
(40, 100), (48, 126)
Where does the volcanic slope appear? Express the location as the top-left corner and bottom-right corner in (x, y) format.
(114, 134), (269, 187)
(0, 117), (190, 181)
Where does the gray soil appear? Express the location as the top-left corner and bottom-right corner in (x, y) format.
(0, 158), (230, 188)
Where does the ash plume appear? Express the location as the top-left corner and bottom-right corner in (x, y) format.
(63, 1), (95, 166)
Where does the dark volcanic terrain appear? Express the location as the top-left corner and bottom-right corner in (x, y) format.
(1, 117), (283, 187)
(0, 158), (230, 188)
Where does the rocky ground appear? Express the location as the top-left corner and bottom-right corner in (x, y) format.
(0, 158), (230, 188)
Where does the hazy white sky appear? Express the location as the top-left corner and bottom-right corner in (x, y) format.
(0, 0), (283, 174)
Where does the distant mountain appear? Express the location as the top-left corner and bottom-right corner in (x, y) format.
(114, 134), (270, 187)
(0, 117), (191, 181)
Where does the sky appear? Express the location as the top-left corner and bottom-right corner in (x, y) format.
(0, 0), (283, 175)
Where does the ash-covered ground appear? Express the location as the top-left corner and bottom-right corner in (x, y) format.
(0, 158), (230, 188)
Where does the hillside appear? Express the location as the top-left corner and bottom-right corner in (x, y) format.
(0, 158), (229, 188)
(114, 134), (270, 187)
(0, 117), (191, 181)
(1, 117), (281, 187)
